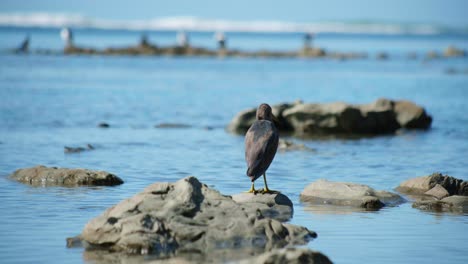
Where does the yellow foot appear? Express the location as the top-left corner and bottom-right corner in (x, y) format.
(244, 189), (258, 194)
(260, 188), (280, 194)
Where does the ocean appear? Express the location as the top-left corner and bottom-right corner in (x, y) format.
(0, 26), (467, 263)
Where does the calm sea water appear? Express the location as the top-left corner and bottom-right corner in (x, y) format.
(0, 28), (467, 264)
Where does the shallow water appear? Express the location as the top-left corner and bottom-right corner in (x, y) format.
(0, 28), (468, 263)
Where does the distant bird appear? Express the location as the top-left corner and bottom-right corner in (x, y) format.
(244, 103), (279, 193)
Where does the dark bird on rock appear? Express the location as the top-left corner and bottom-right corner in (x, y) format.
(245, 103), (279, 193)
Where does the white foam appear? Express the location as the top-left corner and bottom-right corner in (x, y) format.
(0, 13), (451, 35)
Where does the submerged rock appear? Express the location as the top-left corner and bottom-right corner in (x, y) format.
(228, 98), (431, 136)
(412, 196), (468, 213)
(396, 173), (468, 196)
(300, 179), (405, 210)
(154, 123), (192, 129)
(239, 247), (333, 264)
(443, 46), (465, 58)
(64, 144), (95, 153)
(70, 177), (316, 259)
(231, 192), (293, 222)
(278, 139), (315, 152)
(10, 165), (123, 186)
(98, 122), (110, 128)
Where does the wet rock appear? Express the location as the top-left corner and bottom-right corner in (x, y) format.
(278, 139), (315, 152)
(70, 177), (315, 258)
(10, 165), (123, 186)
(64, 144), (94, 153)
(426, 51), (440, 59)
(239, 247), (333, 264)
(231, 192), (293, 222)
(393, 100), (432, 129)
(300, 179), (405, 210)
(412, 196), (468, 213)
(396, 173), (468, 196)
(443, 46), (465, 58)
(424, 184), (450, 200)
(155, 123), (192, 129)
(98, 122), (110, 128)
(376, 52), (389, 60)
(228, 98), (431, 136)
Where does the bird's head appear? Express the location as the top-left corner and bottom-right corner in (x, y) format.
(256, 103), (275, 121)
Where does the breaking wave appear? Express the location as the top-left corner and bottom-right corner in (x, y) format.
(0, 13), (464, 35)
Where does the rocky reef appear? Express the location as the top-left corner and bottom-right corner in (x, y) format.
(9, 165), (123, 186)
(228, 98), (432, 136)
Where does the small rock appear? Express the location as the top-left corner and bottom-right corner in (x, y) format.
(155, 123), (192, 129)
(444, 46), (465, 58)
(239, 247), (333, 264)
(278, 139), (315, 152)
(98, 122), (110, 128)
(426, 51), (440, 59)
(232, 192), (294, 222)
(9, 165), (123, 186)
(376, 52), (389, 60)
(424, 184), (449, 200)
(301, 179), (405, 210)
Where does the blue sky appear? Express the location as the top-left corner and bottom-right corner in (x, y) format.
(1, 0), (467, 27)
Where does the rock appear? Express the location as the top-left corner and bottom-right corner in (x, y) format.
(300, 179), (405, 210)
(393, 100), (432, 129)
(71, 177), (316, 259)
(376, 52), (389, 60)
(9, 165), (123, 186)
(424, 184), (450, 200)
(396, 173), (468, 196)
(278, 139), (315, 152)
(98, 122), (110, 128)
(426, 51), (440, 59)
(228, 98), (432, 136)
(412, 196), (468, 213)
(444, 46), (465, 58)
(64, 144), (94, 153)
(239, 248), (333, 264)
(155, 123), (192, 129)
(231, 192), (293, 222)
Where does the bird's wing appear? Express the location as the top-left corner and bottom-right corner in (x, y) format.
(245, 121), (278, 178)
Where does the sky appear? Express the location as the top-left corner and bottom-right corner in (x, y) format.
(1, 0), (467, 27)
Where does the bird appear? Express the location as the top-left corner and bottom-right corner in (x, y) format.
(244, 103), (279, 194)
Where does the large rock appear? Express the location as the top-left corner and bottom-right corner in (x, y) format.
(71, 177), (316, 260)
(239, 248), (333, 264)
(227, 99), (432, 136)
(232, 192), (293, 222)
(300, 179), (405, 210)
(396, 173), (468, 196)
(9, 165), (123, 186)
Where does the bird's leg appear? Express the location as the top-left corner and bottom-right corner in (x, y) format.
(261, 173), (278, 194)
(245, 182), (257, 193)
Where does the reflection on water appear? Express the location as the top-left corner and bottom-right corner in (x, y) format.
(0, 29), (468, 264)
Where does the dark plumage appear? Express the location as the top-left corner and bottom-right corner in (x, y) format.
(244, 103), (279, 193)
